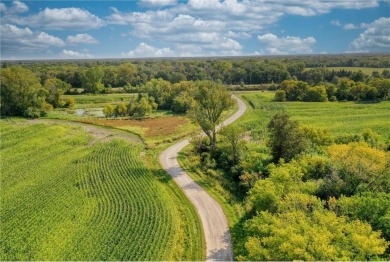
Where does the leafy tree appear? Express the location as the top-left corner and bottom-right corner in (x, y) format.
(103, 104), (115, 117)
(117, 62), (137, 86)
(0, 66), (48, 118)
(336, 192), (390, 242)
(267, 113), (307, 162)
(43, 78), (70, 108)
(145, 78), (172, 109)
(318, 142), (390, 198)
(188, 81), (234, 151)
(81, 67), (104, 94)
(241, 208), (388, 261)
(115, 103), (127, 117)
(273, 90), (286, 102)
(302, 86), (328, 102)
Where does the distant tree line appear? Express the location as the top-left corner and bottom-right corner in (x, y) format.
(274, 78), (390, 102)
(1, 54), (389, 94)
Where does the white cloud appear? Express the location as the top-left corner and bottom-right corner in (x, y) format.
(343, 23), (359, 30)
(139, 0), (177, 7)
(14, 7), (105, 30)
(1, 24), (65, 54)
(225, 31), (251, 39)
(1, 1), (28, 14)
(122, 42), (174, 57)
(67, 34), (99, 44)
(350, 17), (390, 51)
(62, 49), (94, 59)
(257, 33), (316, 54)
(331, 20), (360, 30)
(330, 20), (341, 26)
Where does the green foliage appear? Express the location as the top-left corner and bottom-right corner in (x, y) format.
(103, 104), (115, 117)
(241, 208), (388, 261)
(145, 78), (172, 109)
(188, 80), (234, 151)
(81, 67), (104, 94)
(303, 86), (328, 102)
(273, 90), (286, 102)
(0, 66), (48, 118)
(267, 113), (307, 162)
(337, 192), (390, 241)
(43, 78), (71, 108)
(318, 142), (390, 198)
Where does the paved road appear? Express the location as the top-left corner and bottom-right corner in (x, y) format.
(159, 95), (247, 261)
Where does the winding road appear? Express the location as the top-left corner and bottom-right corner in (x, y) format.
(159, 95), (247, 261)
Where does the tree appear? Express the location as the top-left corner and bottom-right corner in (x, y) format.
(103, 104), (115, 117)
(43, 78), (71, 108)
(145, 78), (172, 109)
(81, 67), (104, 94)
(0, 66), (48, 118)
(188, 81), (234, 151)
(241, 208), (388, 261)
(267, 113), (308, 162)
(273, 90), (286, 102)
(302, 86), (328, 102)
(336, 192), (390, 242)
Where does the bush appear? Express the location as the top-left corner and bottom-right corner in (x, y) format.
(273, 90), (286, 102)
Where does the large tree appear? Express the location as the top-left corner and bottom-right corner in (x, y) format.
(188, 81), (234, 151)
(0, 66), (47, 117)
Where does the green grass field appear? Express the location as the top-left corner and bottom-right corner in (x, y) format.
(238, 91), (390, 141)
(0, 120), (204, 260)
(306, 67), (389, 75)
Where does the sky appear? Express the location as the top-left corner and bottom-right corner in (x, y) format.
(1, 0), (389, 60)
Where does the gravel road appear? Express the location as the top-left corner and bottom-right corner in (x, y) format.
(159, 95), (247, 261)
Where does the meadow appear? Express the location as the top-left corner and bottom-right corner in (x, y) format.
(0, 120), (204, 260)
(238, 91), (390, 141)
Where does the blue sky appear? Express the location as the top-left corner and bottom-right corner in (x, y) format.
(1, 0), (389, 60)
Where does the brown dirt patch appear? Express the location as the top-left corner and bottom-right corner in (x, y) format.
(79, 116), (189, 137)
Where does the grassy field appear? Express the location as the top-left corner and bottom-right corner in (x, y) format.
(0, 120), (204, 260)
(238, 91), (390, 141)
(306, 67), (389, 74)
(63, 93), (136, 108)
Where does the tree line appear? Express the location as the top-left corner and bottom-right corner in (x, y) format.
(2, 54), (389, 93)
(274, 78), (390, 102)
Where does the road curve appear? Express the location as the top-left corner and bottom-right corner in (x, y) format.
(159, 95), (247, 261)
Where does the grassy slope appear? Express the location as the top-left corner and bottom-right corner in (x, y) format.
(0, 120), (204, 260)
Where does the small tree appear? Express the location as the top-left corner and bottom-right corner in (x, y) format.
(267, 113), (307, 162)
(273, 90), (286, 102)
(103, 104), (115, 117)
(188, 81), (234, 151)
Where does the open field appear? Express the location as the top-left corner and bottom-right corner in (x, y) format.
(306, 67), (389, 74)
(0, 120), (204, 260)
(63, 93), (136, 108)
(238, 91), (390, 141)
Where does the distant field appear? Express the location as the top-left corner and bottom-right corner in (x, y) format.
(0, 120), (204, 260)
(63, 93), (136, 109)
(237, 91), (390, 140)
(306, 67), (389, 74)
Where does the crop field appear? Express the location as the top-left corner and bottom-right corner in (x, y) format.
(237, 91), (390, 141)
(307, 67), (389, 74)
(0, 120), (204, 260)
